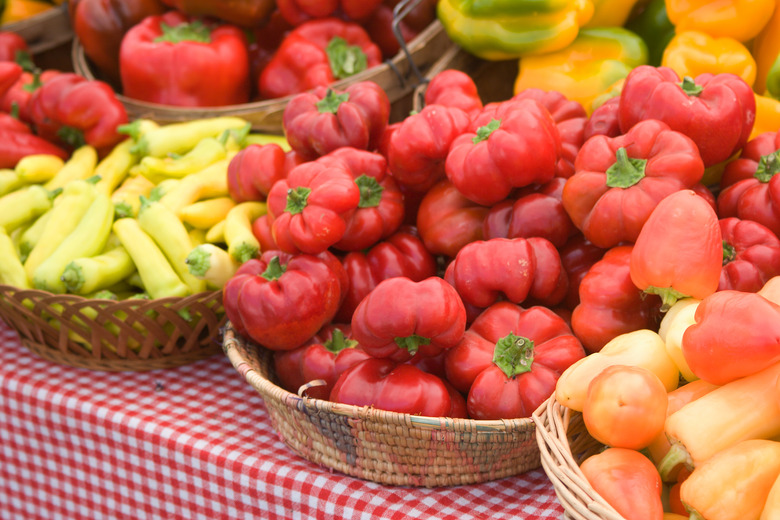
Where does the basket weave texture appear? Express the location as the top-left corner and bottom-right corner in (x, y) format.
(0, 284), (226, 371)
(223, 322), (542, 487)
(532, 397), (625, 520)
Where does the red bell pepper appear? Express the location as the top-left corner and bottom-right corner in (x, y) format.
(423, 69), (483, 121)
(443, 302), (585, 419)
(159, 0), (275, 28)
(717, 140), (780, 239)
(27, 72), (128, 154)
(335, 226), (437, 323)
(69, 0), (168, 84)
(119, 11), (251, 107)
(482, 177), (576, 248)
(562, 119), (705, 249)
(251, 213), (279, 252)
(360, 0), (437, 59)
(618, 65), (756, 167)
(0, 31), (29, 63)
(445, 98), (561, 206)
(682, 290), (780, 385)
(511, 88), (587, 179)
(273, 323), (372, 399)
(415, 179), (490, 258)
(266, 159), (361, 254)
(0, 127), (70, 168)
(444, 237), (568, 312)
(245, 12), (293, 87)
(0, 61), (22, 101)
(0, 68), (59, 124)
(719, 217), (780, 292)
(558, 234), (607, 311)
(630, 189), (722, 309)
(384, 104), (471, 193)
(283, 81), (390, 160)
(572, 245), (662, 353)
(223, 249), (347, 351)
(350, 276), (467, 362)
(259, 18), (383, 100)
(583, 96), (621, 140)
(316, 147), (404, 251)
(227, 143), (305, 203)
(277, 0), (384, 26)
(329, 357), (468, 417)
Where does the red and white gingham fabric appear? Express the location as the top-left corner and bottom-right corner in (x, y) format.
(0, 319), (565, 520)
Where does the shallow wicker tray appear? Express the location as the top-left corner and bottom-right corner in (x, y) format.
(0, 284), (226, 372)
(72, 19), (452, 133)
(1, 3), (73, 55)
(223, 322), (541, 487)
(532, 396), (624, 520)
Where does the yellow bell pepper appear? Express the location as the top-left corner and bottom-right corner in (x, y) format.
(665, 0), (775, 43)
(437, 0), (595, 61)
(1, 0), (55, 25)
(661, 30), (757, 88)
(753, 0), (780, 95)
(514, 26), (647, 114)
(583, 0), (641, 28)
(658, 297), (700, 382)
(751, 93), (780, 140)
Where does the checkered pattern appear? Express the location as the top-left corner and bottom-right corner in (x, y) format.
(0, 319), (565, 520)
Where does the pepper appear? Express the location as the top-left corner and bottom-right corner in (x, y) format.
(350, 276), (467, 362)
(624, 0), (675, 67)
(259, 18), (383, 100)
(0, 30), (29, 63)
(571, 245), (662, 354)
(422, 69), (483, 121)
(227, 143), (304, 203)
(119, 11), (251, 107)
(360, 0), (437, 59)
(618, 65), (756, 167)
(444, 301), (584, 419)
(329, 357), (468, 417)
(445, 98), (562, 206)
(558, 234), (606, 311)
(583, 0), (641, 28)
(661, 30), (757, 89)
(514, 27), (648, 115)
(282, 81), (390, 160)
(335, 226), (437, 323)
(0, 0), (55, 25)
(719, 217), (780, 292)
(222, 250), (347, 350)
(562, 119), (705, 249)
(436, 0), (595, 61)
(273, 323), (372, 399)
(276, 0), (384, 26)
(665, 0), (774, 43)
(0, 68), (60, 125)
(69, 0), (168, 84)
(444, 237), (568, 312)
(657, 298), (700, 383)
(27, 73), (128, 155)
(752, 1), (780, 95)
(266, 160), (361, 254)
(0, 128), (69, 169)
(158, 0), (274, 28)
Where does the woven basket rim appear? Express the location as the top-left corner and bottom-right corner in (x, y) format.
(223, 321), (535, 431)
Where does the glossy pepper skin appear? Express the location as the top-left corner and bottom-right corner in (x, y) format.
(562, 119), (705, 249)
(69, 0), (167, 84)
(445, 98), (562, 206)
(361, 0), (437, 59)
(276, 0), (384, 26)
(329, 357), (468, 417)
(259, 18), (382, 100)
(682, 291), (780, 385)
(719, 217), (780, 292)
(266, 159), (361, 254)
(227, 143), (305, 203)
(666, 0), (774, 43)
(273, 323), (372, 399)
(514, 27), (648, 115)
(444, 302), (585, 419)
(1, 68), (59, 125)
(223, 250), (347, 351)
(423, 69), (483, 121)
(120, 12), (251, 107)
(624, 0), (674, 67)
(350, 276), (467, 363)
(283, 81), (389, 160)
(558, 234), (606, 311)
(159, 0), (275, 28)
(618, 66), (756, 167)
(436, 0), (595, 61)
(335, 226), (437, 323)
(0, 126), (69, 168)
(28, 72), (128, 155)
(752, 1), (780, 96)
(0, 30), (28, 63)
(661, 31), (757, 89)
(572, 245), (661, 354)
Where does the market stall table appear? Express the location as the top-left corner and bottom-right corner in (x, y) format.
(0, 319), (565, 519)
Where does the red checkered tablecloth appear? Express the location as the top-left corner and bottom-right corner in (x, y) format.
(0, 319), (565, 520)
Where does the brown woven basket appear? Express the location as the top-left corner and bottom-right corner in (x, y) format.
(0, 284), (226, 371)
(1, 3), (73, 55)
(223, 322), (541, 487)
(532, 396), (624, 520)
(71, 20), (453, 133)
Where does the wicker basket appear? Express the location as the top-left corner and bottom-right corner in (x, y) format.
(71, 19), (453, 133)
(532, 396), (624, 520)
(1, 3), (73, 56)
(223, 322), (541, 487)
(0, 284), (226, 371)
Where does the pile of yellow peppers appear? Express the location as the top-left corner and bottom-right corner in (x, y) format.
(0, 0), (61, 26)
(437, 0), (780, 138)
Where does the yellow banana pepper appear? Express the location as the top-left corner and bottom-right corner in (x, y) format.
(514, 26), (647, 114)
(661, 30), (756, 88)
(665, 0), (775, 43)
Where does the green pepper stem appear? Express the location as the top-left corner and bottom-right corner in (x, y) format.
(680, 76), (704, 96)
(644, 285), (689, 312)
(261, 256), (287, 281)
(656, 442), (693, 482)
(605, 147), (647, 188)
(394, 334), (431, 356)
(326, 37), (368, 80)
(756, 150), (780, 183)
(284, 186), (311, 215)
(492, 333), (534, 379)
(722, 240), (736, 266)
(155, 21), (212, 44)
(355, 174), (383, 208)
(316, 89), (350, 114)
(472, 119), (500, 144)
(324, 328), (358, 354)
